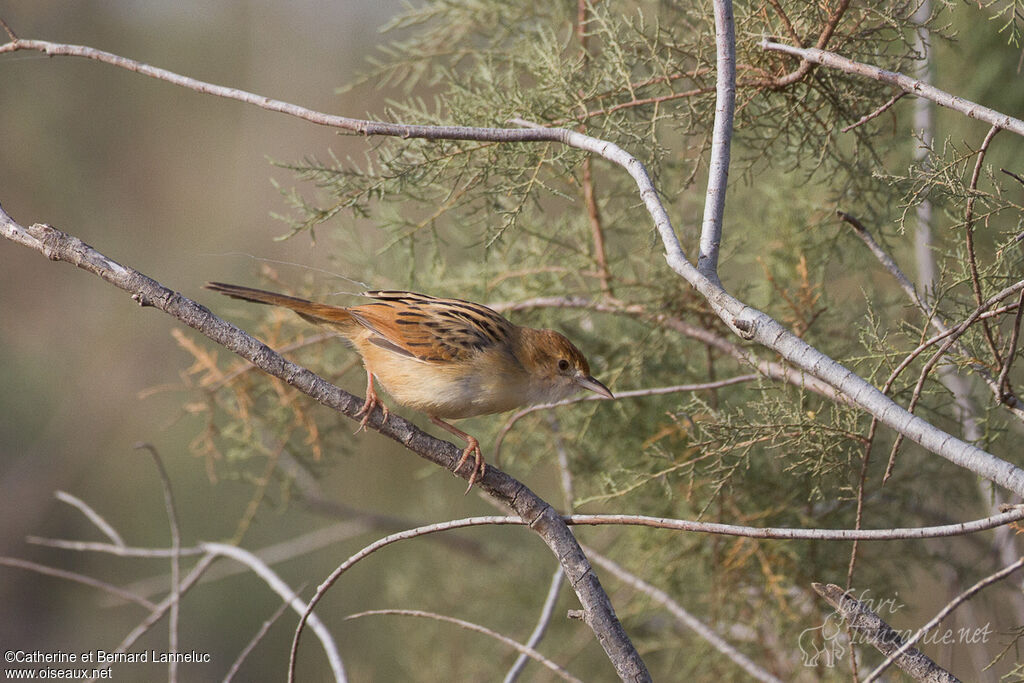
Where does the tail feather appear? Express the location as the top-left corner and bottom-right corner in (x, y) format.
(204, 282), (353, 327)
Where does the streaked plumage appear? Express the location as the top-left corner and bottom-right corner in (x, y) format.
(205, 282), (612, 489)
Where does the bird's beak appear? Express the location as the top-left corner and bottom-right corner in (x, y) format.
(575, 374), (613, 399)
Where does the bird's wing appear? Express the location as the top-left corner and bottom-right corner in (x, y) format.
(349, 291), (514, 363)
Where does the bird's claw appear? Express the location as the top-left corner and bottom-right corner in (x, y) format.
(354, 394), (389, 434)
(455, 438), (486, 494)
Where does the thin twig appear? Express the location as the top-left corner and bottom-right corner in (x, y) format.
(564, 507), (1024, 539)
(115, 519), (372, 602)
(885, 279), (1024, 480)
(840, 211), (1024, 423)
(345, 609), (582, 683)
(1003, 168), (1024, 186)
(765, 0), (801, 47)
(760, 40), (1024, 136)
(0, 556), (155, 610)
(26, 537), (205, 557)
(963, 125), (1003, 367)
(224, 592), (297, 683)
(588, 548), (782, 683)
(997, 290), (1024, 399)
(289, 516), (518, 682)
(0, 16), (17, 42)
(90, 553), (217, 681)
(846, 427), (875, 591)
(135, 443), (181, 683)
(504, 568), (565, 683)
(54, 490), (125, 547)
(203, 542), (346, 683)
(863, 557), (1024, 681)
(841, 91), (907, 133)
(493, 375), (758, 464)
(837, 210), (923, 309)
(581, 156), (613, 295)
(764, 0), (851, 88)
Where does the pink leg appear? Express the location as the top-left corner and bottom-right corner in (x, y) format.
(354, 369), (389, 433)
(429, 416), (486, 493)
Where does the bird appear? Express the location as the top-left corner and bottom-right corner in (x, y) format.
(204, 282), (613, 491)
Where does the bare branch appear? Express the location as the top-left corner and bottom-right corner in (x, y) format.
(96, 553), (217, 680)
(344, 609), (582, 683)
(504, 568), (565, 683)
(697, 0), (736, 284)
(837, 210), (923, 310)
(997, 290), (1024, 399)
(581, 156), (613, 296)
(54, 490), (125, 547)
(963, 126), (1004, 367)
(0, 556), (155, 610)
(885, 279), (1024, 479)
(764, 0), (851, 87)
(760, 40), (1024, 137)
(838, 212), (1024, 423)
(224, 594), (295, 683)
(564, 507), (1024, 540)
(135, 443), (182, 682)
(494, 376), (759, 464)
(26, 537), (205, 557)
(1002, 168), (1024, 187)
(202, 542), (346, 682)
(588, 548), (782, 683)
(0, 16), (17, 42)
(841, 92), (907, 133)
(290, 516), (521, 681)
(863, 556), (1024, 680)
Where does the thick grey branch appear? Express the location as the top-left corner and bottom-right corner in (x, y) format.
(0, 205), (649, 683)
(697, 0), (735, 284)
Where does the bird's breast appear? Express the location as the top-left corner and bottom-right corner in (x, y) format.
(355, 342), (534, 419)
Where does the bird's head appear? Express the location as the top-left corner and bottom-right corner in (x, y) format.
(517, 328), (613, 404)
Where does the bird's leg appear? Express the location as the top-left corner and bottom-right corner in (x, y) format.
(429, 416), (486, 493)
(354, 369), (389, 433)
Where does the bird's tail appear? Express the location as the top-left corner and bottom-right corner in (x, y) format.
(204, 282), (354, 328)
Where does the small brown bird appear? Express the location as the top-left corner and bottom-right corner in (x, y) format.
(205, 283), (613, 489)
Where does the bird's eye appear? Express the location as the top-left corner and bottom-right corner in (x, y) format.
(557, 359), (570, 372)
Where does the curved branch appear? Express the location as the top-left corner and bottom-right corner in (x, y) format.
(200, 542), (346, 682)
(344, 609), (582, 683)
